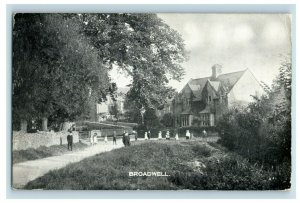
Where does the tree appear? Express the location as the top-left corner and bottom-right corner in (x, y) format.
(160, 113), (174, 128)
(217, 54), (292, 166)
(69, 13), (188, 116)
(13, 14), (111, 131)
(13, 13), (188, 131)
(109, 101), (120, 122)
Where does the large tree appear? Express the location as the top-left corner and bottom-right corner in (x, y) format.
(70, 13), (188, 118)
(13, 13), (187, 131)
(13, 14), (111, 131)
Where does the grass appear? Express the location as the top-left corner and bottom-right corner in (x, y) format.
(13, 142), (88, 164)
(24, 140), (290, 190)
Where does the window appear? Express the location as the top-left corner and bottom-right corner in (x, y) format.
(199, 113), (210, 126)
(207, 96), (212, 103)
(220, 95), (224, 103)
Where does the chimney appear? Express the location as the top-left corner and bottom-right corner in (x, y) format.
(211, 64), (222, 80)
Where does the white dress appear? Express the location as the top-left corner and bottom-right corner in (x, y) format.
(158, 132), (162, 139)
(104, 136), (108, 142)
(186, 131), (190, 139)
(93, 135), (98, 144)
(144, 132), (148, 140)
(175, 133), (179, 140)
(166, 131), (170, 139)
(90, 136), (94, 145)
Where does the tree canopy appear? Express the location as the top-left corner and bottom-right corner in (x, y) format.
(71, 14), (188, 110)
(13, 13), (187, 130)
(13, 14), (111, 129)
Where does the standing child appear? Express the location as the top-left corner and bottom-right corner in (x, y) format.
(158, 131), (162, 140)
(186, 130), (191, 140)
(67, 129), (73, 151)
(90, 132), (95, 145)
(104, 135), (108, 143)
(166, 131), (170, 140)
(93, 133), (98, 145)
(113, 131), (117, 145)
(175, 133), (179, 141)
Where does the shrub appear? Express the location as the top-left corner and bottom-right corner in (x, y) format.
(191, 144), (212, 157)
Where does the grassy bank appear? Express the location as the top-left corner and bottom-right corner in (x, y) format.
(13, 142), (88, 164)
(24, 140), (290, 190)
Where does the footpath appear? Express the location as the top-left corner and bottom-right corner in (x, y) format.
(13, 139), (123, 189)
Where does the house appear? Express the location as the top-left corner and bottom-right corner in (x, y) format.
(96, 87), (129, 121)
(174, 64), (265, 127)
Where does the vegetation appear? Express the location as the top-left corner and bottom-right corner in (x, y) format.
(160, 113), (174, 128)
(24, 140), (289, 190)
(13, 142), (88, 164)
(13, 13), (187, 131)
(13, 14), (112, 131)
(216, 56), (291, 185)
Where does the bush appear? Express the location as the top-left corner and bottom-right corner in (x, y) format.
(191, 144), (212, 157)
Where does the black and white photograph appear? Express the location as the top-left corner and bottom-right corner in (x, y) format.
(12, 13), (292, 190)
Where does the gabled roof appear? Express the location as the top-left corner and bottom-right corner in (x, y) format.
(208, 80), (221, 92)
(184, 69), (246, 100)
(187, 77), (210, 98)
(217, 70), (246, 91)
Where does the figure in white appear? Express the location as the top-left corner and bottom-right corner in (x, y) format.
(144, 132), (148, 140)
(202, 129), (207, 137)
(175, 133), (179, 141)
(158, 131), (162, 140)
(186, 130), (191, 140)
(90, 133), (95, 145)
(166, 131), (170, 140)
(93, 133), (98, 144)
(104, 135), (108, 143)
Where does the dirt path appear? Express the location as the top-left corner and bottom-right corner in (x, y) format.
(13, 139), (124, 189)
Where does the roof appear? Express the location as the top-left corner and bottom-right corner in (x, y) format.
(208, 80), (221, 92)
(217, 70), (246, 91)
(185, 69), (246, 99)
(187, 77), (210, 98)
(199, 106), (211, 114)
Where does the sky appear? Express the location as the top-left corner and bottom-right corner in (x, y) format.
(110, 14), (291, 91)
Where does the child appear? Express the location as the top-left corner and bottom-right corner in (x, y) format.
(113, 131), (117, 145)
(67, 129), (73, 151)
(175, 133), (179, 141)
(166, 131), (170, 140)
(186, 130), (191, 140)
(158, 131), (162, 140)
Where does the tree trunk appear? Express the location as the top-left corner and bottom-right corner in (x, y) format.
(20, 119), (27, 132)
(42, 117), (48, 131)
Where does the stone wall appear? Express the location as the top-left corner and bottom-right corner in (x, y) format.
(12, 131), (79, 151)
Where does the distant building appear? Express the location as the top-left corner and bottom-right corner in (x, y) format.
(174, 64), (265, 127)
(96, 87), (129, 121)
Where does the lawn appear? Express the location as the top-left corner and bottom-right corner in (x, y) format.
(13, 142), (88, 164)
(24, 139), (290, 190)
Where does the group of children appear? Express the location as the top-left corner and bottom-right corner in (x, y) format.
(89, 129), (209, 145)
(90, 130), (123, 146)
(143, 129), (199, 140)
